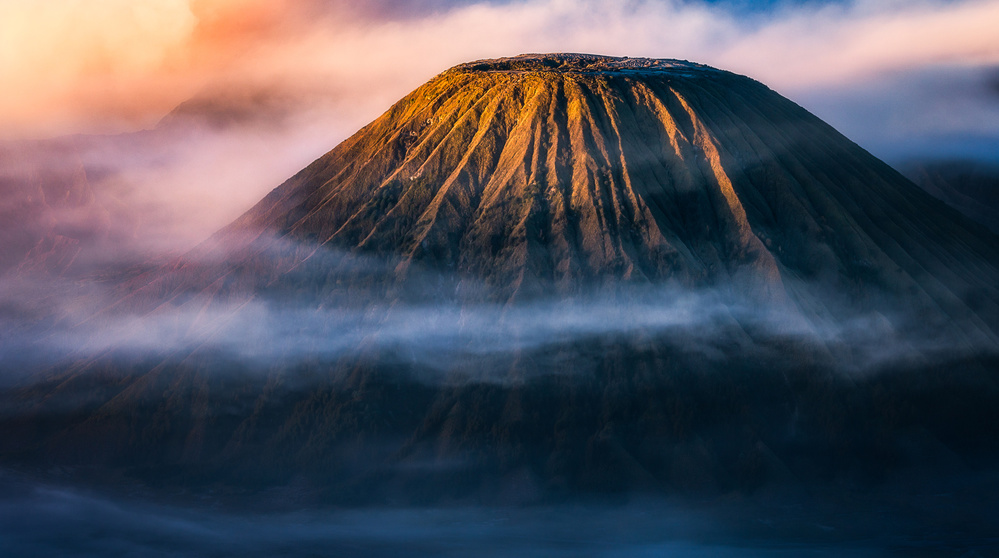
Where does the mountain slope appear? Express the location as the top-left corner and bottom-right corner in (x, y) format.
(901, 158), (999, 234)
(4, 54), (999, 502)
(114, 54), (999, 339)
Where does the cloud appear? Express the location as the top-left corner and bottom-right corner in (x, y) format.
(795, 63), (999, 161)
(0, 0), (201, 135)
(3, 0), (998, 139)
(2, 235), (992, 388)
(714, 0), (999, 87)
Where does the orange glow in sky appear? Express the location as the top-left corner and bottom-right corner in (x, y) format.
(1, 0), (998, 139)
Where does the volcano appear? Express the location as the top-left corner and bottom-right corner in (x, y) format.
(3, 54), (999, 504)
(108, 54), (999, 332)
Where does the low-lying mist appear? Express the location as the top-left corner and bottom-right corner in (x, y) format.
(0, 110), (355, 272)
(2, 235), (998, 549)
(1, 232), (994, 390)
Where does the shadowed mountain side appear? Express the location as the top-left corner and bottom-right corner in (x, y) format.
(108, 54), (999, 343)
(3, 332), (999, 504)
(901, 159), (999, 235)
(0, 139), (125, 277)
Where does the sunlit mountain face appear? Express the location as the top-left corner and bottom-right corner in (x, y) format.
(2, 1), (999, 556)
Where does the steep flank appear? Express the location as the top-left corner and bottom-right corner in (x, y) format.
(226, 56), (782, 299)
(901, 158), (999, 234)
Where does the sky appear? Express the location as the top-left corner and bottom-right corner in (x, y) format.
(2, 0), (997, 146)
(1, 0), (998, 249)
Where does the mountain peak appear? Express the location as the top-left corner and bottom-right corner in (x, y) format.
(449, 53), (719, 77)
(138, 54), (999, 334)
(7, 55), (999, 507)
